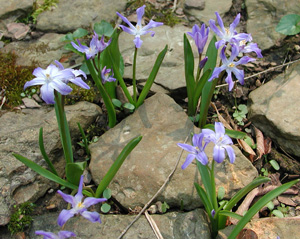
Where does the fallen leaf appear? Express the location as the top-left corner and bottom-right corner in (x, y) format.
(238, 139), (256, 156)
(254, 126), (264, 159)
(237, 229), (258, 239)
(264, 136), (272, 154)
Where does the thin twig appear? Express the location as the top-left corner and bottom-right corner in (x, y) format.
(145, 211), (164, 239)
(117, 134), (190, 239)
(215, 58), (300, 89)
(172, 0), (177, 12)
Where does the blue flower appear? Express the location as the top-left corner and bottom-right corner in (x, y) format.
(24, 64), (74, 104)
(100, 66), (116, 84)
(209, 12), (251, 49)
(116, 5), (163, 48)
(177, 133), (209, 168)
(57, 175), (106, 227)
(35, 230), (76, 239)
(187, 23), (210, 54)
(208, 44), (255, 91)
(202, 122), (235, 164)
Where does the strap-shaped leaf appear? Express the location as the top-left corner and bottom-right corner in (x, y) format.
(95, 135), (142, 197)
(228, 179), (299, 239)
(194, 183), (213, 218)
(218, 210), (243, 221)
(203, 124), (248, 139)
(136, 45), (168, 108)
(13, 153), (77, 190)
(183, 34), (196, 116)
(39, 127), (58, 175)
(198, 36), (218, 128)
(66, 161), (87, 185)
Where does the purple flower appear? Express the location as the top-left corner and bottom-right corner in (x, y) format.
(211, 209), (216, 218)
(209, 12), (251, 49)
(54, 61), (90, 90)
(238, 39), (263, 58)
(208, 44), (255, 91)
(177, 133), (209, 168)
(202, 122), (235, 164)
(187, 23), (210, 54)
(101, 66), (116, 84)
(24, 64), (74, 104)
(57, 175), (106, 227)
(116, 5), (163, 48)
(71, 32), (110, 59)
(35, 230), (76, 239)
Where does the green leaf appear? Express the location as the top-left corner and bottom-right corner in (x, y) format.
(228, 179), (299, 239)
(244, 136), (256, 149)
(194, 183), (213, 218)
(77, 122), (90, 156)
(101, 203), (111, 213)
(276, 14), (300, 35)
(136, 45), (168, 108)
(61, 33), (74, 42)
(272, 209), (284, 218)
(65, 161), (87, 185)
(238, 104), (248, 114)
(72, 28), (89, 39)
(198, 36), (218, 128)
(269, 159), (280, 171)
(112, 98), (122, 108)
(94, 20), (114, 37)
(123, 103), (135, 111)
(13, 153), (77, 190)
(266, 201), (274, 210)
(103, 188), (112, 199)
(39, 127), (58, 175)
(217, 186), (225, 201)
(196, 161), (213, 207)
(218, 210), (243, 221)
(95, 135), (143, 198)
(161, 202), (170, 213)
(183, 34), (195, 116)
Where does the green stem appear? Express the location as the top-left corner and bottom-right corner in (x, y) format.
(210, 160), (219, 239)
(132, 47), (138, 104)
(195, 54), (202, 82)
(54, 91), (73, 164)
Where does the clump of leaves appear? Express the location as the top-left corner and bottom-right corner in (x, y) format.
(0, 52), (36, 108)
(8, 202), (35, 235)
(65, 82), (97, 105)
(233, 104), (248, 126)
(126, 0), (181, 27)
(32, 0), (59, 23)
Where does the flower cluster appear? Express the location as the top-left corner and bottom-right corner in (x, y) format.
(177, 122), (235, 168)
(24, 61), (89, 104)
(116, 5), (163, 48)
(187, 12), (262, 91)
(35, 175), (106, 238)
(207, 12), (263, 91)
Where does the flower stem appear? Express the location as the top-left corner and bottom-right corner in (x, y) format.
(54, 91), (73, 164)
(195, 54), (202, 82)
(210, 160), (219, 239)
(132, 47), (138, 104)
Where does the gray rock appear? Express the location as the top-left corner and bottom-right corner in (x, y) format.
(183, 0), (232, 24)
(0, 33), (67, 68)
(89, 93), (258, 210)
(6, 22), (30, 40)
(248, 62), (300, 157)
(119, 25), (199, 92)
(0, 0), (33, 19)
(0, 101), (102, 225)
(27, 209), (211, 239)
(36, 0), (127, 33)
(184, 0), (205, 10)
(246, 0), (300, 50)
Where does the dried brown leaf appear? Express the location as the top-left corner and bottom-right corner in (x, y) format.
(211, 102), (232, 129)
(238, 139), (256, 156)
(264, 137), (272, 154)
(254, 126), (265, 159)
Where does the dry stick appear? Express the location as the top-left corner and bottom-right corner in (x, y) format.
(145, 211), (164, 239)
(215, 58), (300, 89)
(172, 0), (178, 12)
(117, 135), (190, 239)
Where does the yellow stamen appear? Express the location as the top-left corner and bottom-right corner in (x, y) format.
(228, 63), (235, 67)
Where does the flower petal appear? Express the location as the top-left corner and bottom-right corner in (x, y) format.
(81, 210), (102, 223)
(177, 143), (197, 154)
(24, 78), (45, 90)
(69, 77), (90, 89)
(225, 145), (235, 163)
(213, 145), (226, 163)
(118, 25), (136, 35)
(57, 190), (76, 206)
(231, 67), (244, 85)
(83, 197), (107, 208)
(229, 13), (240, 32)
(58, 231), (77, 238)
(196, 151), (209, 165)
(74, 175), (84, 202)
(35, 231), (58, 239)
(116, 12), (136, 31)
(136, 5), (146, 26)
(214, 122), (225, 139)
(57, 209), (76, 227)
(181, 154), (196, 169)
(51, 80), (73, 95)
(133, 36), (143, 48)
(142, 20), (163, 31)
(40, 84), (55, 104)
(225, 71), (234, 91)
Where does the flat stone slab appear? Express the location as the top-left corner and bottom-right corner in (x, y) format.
(89, 93), (258, 210)
(25, 209), (211, 239)
(0, 102), (102, 225)
(248, 62), (300, 157)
